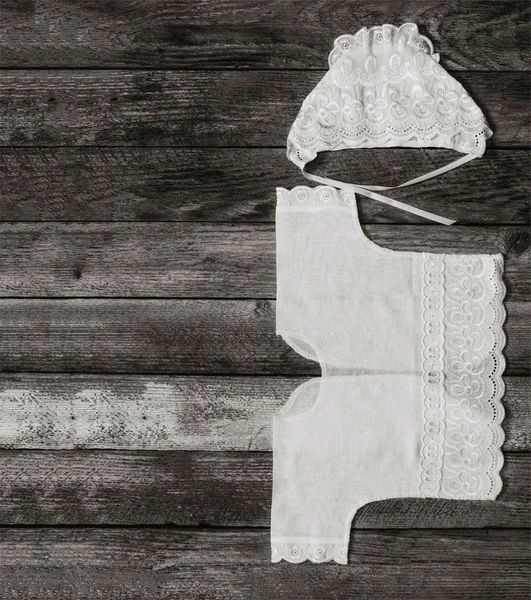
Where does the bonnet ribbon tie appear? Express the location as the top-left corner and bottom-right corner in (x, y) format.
(301, 153), (477, 226)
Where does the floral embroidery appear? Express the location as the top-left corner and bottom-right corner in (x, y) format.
(442, 254), (506, 499)
(340, 91), (364, 125)
(449, 301), (483, 326)
(412, 88), (435, 118)
(289, 26), (491, 163)
(447, 471), (481, 495)
(420, 254), (506, 500)
(315, 94), (340, 128)
(450, 277), (485, 301)
(389, 86), (411, 120)
(448, 349), (483, 374)
(449, 374), (484, 400)
(433, 82), (459, 117)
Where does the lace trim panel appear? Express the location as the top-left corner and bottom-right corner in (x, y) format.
(420, 254), (506, 499)
(271, 540), (348, 564)
(419, 254), (446, 495)
(276, 185), (354, 207)
(441, 255), (506, 498)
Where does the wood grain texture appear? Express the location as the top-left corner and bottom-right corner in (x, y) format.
(0, 1), (528, 70)
(0, 2), (527, 597)
(0, 71), (528, 147)
(0, 374), (527, 451)
(0, 299), (528, 375)
(0, 528), (529, 599)
(0, 148), (529, 224)
(0, 223), (528, 299)
(0, 450), (528, 527)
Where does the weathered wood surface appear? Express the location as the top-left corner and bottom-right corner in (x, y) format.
(0, 2), (528, 597)
(0, 299), (528, 375)
(0, 374), (528, 451)
(0, 223), (528, 298)
(0, 528), (528, 599)
(0, 451), (527, 527)
(0, 71), (528, 147)
(0, 1), (528, 70)
(1, 148), (529, 224)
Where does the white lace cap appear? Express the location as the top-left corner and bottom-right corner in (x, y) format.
(286, 23), (494, 225)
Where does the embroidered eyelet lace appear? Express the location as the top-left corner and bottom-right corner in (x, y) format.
(287, 23), (493, 167)
(420, 253), (506, 499)
(271, 540), (349, 565)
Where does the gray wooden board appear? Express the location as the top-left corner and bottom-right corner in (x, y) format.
(0, 71), (528, 147)
(0, 451), (528, 527)
(0, 528), (528, 599)
(0, 2), (528, 597)
(0, 148), (528, 224)
(0, 374), (527, 451)
(0, 0), (528, 70)
(0, 223), (528, 299)
(0, 299), (528, 375)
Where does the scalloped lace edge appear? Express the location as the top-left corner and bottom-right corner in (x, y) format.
(276, 185), (355, 207)
(329, 23), (437, 66)
(480, 254), (507, 498)
(419, 253), (507, 499)
(271, 540), (348, 564)
(288, 127), (491, 167)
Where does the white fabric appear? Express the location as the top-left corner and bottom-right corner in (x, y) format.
(271, 185), (507, 564)
(286, 23), (493, 224)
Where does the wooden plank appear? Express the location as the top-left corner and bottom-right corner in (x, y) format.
(0, 71), (528, 147)
(0, 224), (528, 299)
(0, 300), (528, 375)
(0, 528), (528, 599)
(0, 374), (528, 451)
(0, 450), (528, 527)
(0, 148), (529, 224)
(0, 1), (528, 70)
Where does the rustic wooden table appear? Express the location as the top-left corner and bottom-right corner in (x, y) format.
(0, 2), (529, 598)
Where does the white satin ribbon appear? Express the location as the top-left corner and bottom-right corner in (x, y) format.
(301, 153), (477, 226)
